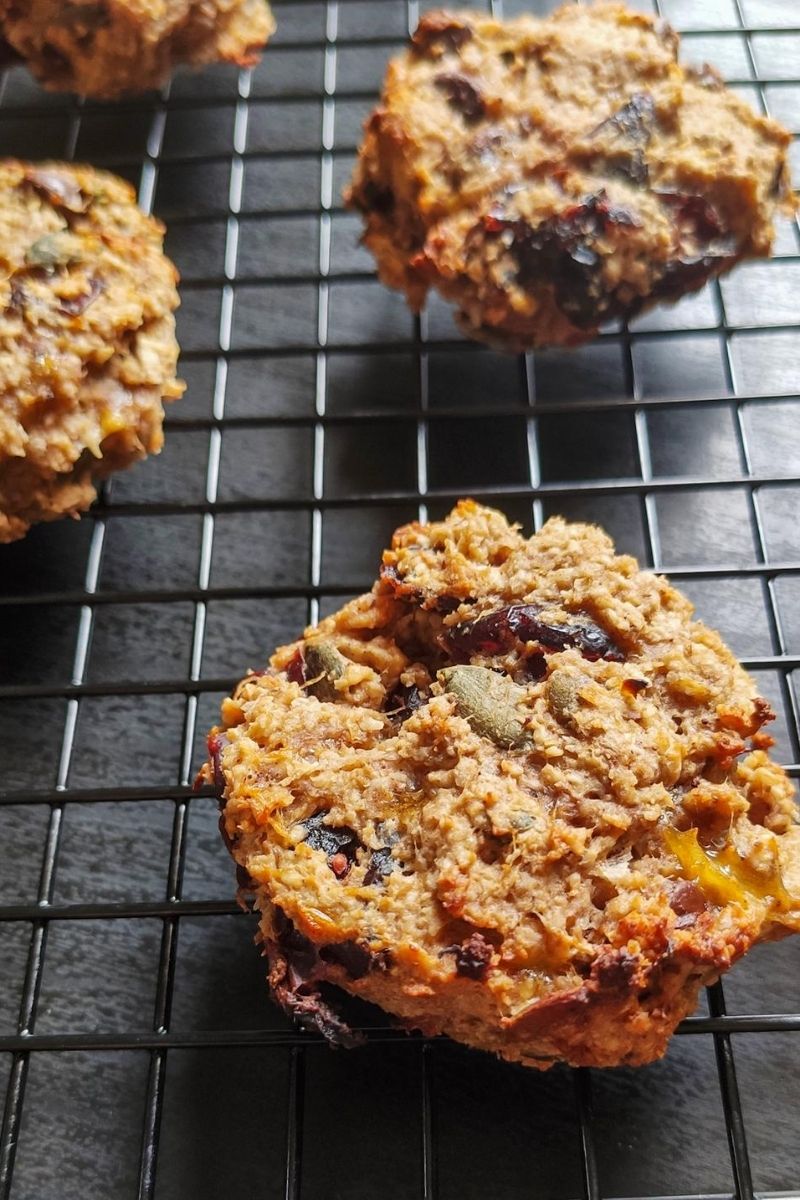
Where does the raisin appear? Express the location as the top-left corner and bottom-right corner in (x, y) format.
(669, 880), (707, 917)
(302, 810), (362, 877)
(444, 931), (493, 980)
(285, 648), (306, 686)
(363, 846), (395, 886)
(434, 73), (486, 122)
(446, 603), (624, 663)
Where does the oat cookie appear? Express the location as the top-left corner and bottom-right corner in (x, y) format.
(203, 501), (800, 1068)
(0, 0), (275, 98)
(347, 3), (795, 350)
(0, 161), (182, 543)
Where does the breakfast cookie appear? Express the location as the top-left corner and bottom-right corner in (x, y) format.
(0, 0), (275, 98)
(0, 160), (182, 543)
(347, 3), (795, 350)
(203, 500), (800, 1069)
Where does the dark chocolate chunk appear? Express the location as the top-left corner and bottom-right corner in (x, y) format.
(385, 682), (426, 724)
(589, 92), (655, 145)
(268, 911), (363, 1047)
(584, 92), (656, 185)
(364, 846), (396, 886)
(480, 191), (642, 326)
(320, 940), (373, 980)
(446, 603), (624, 663)
(434, 73), (486, 122)
(302, 809), (362, 877)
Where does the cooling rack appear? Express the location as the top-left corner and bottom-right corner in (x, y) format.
(0, 0), (799, 1197)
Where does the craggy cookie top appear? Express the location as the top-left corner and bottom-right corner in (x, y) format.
(0, 160), (182, 540)
(207, 501), (800, 1067)
(348, 3), (794, 349)
(0, 0), (275, 98)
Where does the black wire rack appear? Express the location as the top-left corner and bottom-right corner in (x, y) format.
(1, 0), (799, 1197)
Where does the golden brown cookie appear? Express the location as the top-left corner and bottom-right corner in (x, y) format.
(202, 500), (800, 1069)
(0, 0), (275, 98)
(0, 160), (183, 543)
(347, 3), (795, 350)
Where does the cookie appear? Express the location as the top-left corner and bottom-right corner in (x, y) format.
(0, 161), (183, 543)
(0, 0), (275, 98)
(347, 3), (795, 351)
(203, 500), (800, 1069)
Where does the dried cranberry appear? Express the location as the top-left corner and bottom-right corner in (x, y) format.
(363, 846), (395, 886)
(302, 810), (362, 877)
(434, 73), (486, 122)
(652, 193), (737, 298)
(446, 603), (624, 662)
(207, 731), (228, 796)
(285, 649), (306, 686)
(444, 931), (493, 980)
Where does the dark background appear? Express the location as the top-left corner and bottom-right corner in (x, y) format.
(1, 0), (799, 1197)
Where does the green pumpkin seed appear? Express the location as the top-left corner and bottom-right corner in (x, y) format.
(25, 232), (82, 270)
(305, 639), (346, 701)
(438, 665), (533, 750)
(546, 669), (580, 720)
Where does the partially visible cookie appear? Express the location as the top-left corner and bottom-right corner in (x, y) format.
(347, 3), (795, 350)
(0, 161), (182, 543)
(0, 0), (275, 98)
(203, 500), (800, 1069)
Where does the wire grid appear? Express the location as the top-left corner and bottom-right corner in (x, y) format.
(0, 0), (799, 1197)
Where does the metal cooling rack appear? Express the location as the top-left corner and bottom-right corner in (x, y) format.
(0, 0), (799, 1197)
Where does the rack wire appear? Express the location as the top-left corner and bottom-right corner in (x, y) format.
(0, 0), (798, 1197)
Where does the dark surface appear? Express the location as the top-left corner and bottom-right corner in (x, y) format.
(1, 0), (799, 1197)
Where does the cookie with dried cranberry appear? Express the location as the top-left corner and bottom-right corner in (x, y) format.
(347, 3), (795, 350)
(0, 160), (183, 543)
(202, 500), (800, 1069)
(0, 0), (275, 99)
